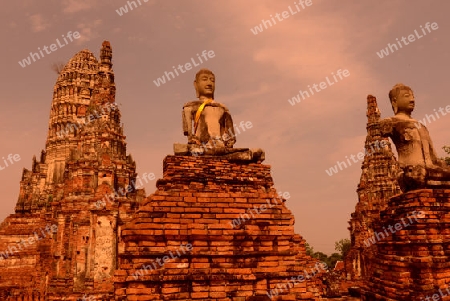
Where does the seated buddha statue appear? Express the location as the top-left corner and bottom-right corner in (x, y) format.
(182, 68), (236, 150)
(174, 68), (264, 162)
(379, 83), (450, 191)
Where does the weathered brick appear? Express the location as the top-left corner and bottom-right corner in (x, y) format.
(116, 155), (325, 300)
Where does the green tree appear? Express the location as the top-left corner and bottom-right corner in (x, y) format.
(312, 251), (328, 263)
(328, 252), (343, 269)
(311, 252), (342, 268)
(304, 240), (351, 270)
(305, 243), (314, 257)
(335, 238), (351, 258)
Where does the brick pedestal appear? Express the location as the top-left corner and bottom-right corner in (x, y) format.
(362, 189), (450, 301)
(115, 155), (325, 300)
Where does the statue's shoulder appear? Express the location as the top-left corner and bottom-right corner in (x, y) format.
(208, 101), (230, 111)
(378, 117), (395, 135)
(379, 116), (395, 124)
(183, 100), (202, 108)
(183, 100), (230, 112)
(388, 116), (420, 127)
(380, 116), (422, 135)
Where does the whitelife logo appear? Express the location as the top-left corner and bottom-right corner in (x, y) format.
(325, 140), (388, 176)
(132, 244), (193, 280)
(115, 0), (150, 16)
(0, 224), (58, 260)
(414, 104), (450, 129)
(363, 211), (424, 247)
(152, 50), (216, 87)
(95, 171), (155, 208)
(288, 69), (350, 106)
(18, 31), (81, 68)
(376, 22), (439, 59)
(0, 154), (21, 171)
(250, 0), (313, 35)
(56, 103), (119, 139)
(266, 262), (327, 298)
(192, 120), (253, 156)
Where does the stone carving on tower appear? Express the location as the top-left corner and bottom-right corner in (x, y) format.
(0, 41), (144, 300)
(345, 95), (401, 282)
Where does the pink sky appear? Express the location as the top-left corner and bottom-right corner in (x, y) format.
(0, 0), (449, 254)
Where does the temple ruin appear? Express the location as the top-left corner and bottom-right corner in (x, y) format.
(3, 39), (449, 301)
(347, 89), (450, 300)
(0, 42), (325, 300)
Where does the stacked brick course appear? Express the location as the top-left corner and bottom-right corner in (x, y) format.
(362, 189), (450, 300)
(114, 155), (326, 300)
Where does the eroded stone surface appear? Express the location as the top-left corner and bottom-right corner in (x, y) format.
(182, 69), (236, 149)
(380, 83), (450, 192)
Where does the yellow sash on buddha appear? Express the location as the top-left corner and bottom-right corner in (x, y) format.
(194, 98), (213, 133)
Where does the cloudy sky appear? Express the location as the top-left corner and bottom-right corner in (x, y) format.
(0, 0), (449, 254)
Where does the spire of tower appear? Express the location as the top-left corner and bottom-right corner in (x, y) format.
(366, 94), (381, 125)
(345, 94), (401, 281)
(100, 40), (112, 71)
(16, 41), (134, 214)
(44, 49), (99, 185)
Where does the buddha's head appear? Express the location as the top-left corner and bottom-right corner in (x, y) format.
(194, 68), (215, 99)
(389, 83), (415, 115)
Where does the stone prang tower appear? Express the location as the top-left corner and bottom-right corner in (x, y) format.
(0, 41), (144, 300)
(345, 95), (401, 282)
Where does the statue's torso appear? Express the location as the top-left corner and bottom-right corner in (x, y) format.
(382, 117), (435, 167)
(183, 101), (234, 147)
(200, 106), (225, 138)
